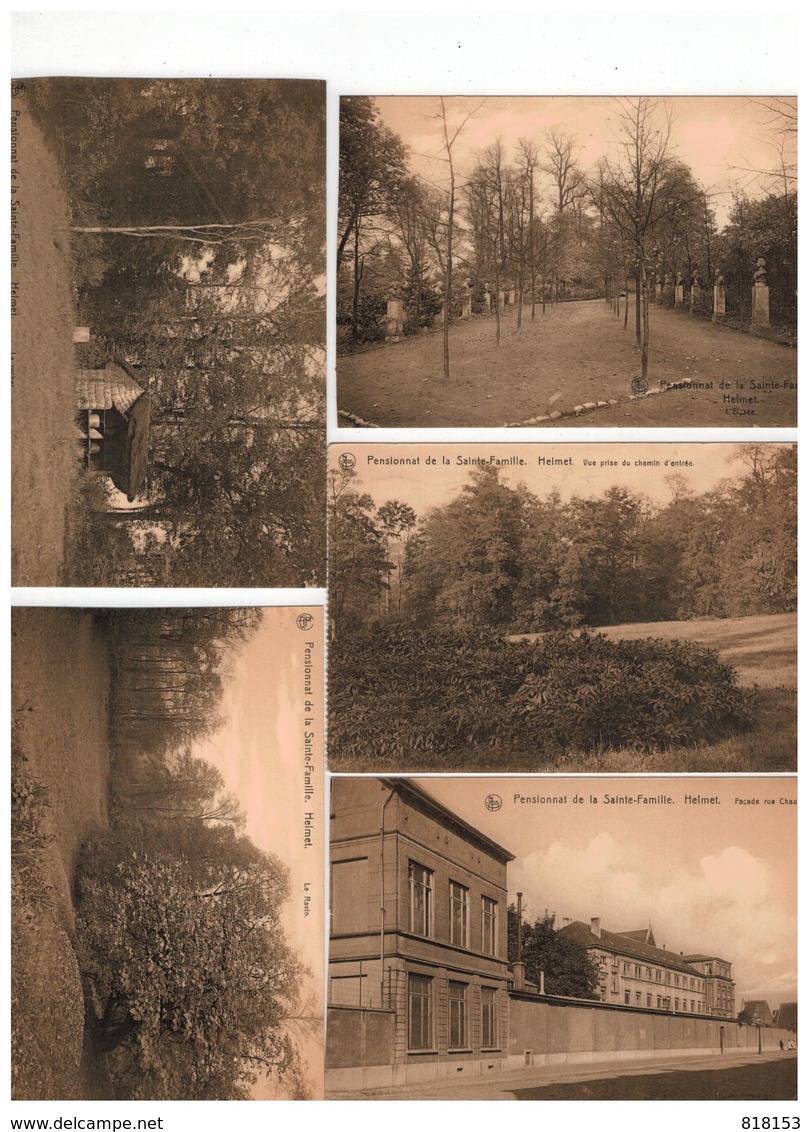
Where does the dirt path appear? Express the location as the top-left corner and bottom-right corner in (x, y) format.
(11, 97), (80, 585)
(337, 300), (796, 428)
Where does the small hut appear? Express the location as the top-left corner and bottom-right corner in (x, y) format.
(76, 360), (150, 502)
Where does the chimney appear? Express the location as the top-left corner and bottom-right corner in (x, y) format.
(562, 917), (571, 927)
(591, 917), (601, 939)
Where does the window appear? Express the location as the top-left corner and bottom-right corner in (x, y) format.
(691, 1000), (695, 1012)
(646, 994), (652, 1008)
(635, 965), (641, 977)
(656, 995), (662, 1009)
(674, 975), (680, 987)
(623, 962), (630, 975)
(635, 991), (641, 1005)
(409, 863), (432, 936)
(481, 987), (498, 1048)
(624, 990), (630, 1005)
(449, 881), (469, 947)
(481, 896), (498, 956)
(646, 967), (652, 979)
(408, 974), (432, 1050)
(655, 970), (662, 982)
(611, 976), (618, 993)
(675, 997), (679, 1011)
(448, 981), (468, 1048)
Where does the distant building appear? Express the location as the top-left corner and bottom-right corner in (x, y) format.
(741, 999), (774, 1027)
(683, 954), (736, 1018)
(774, 1002), (797, 1032)
(328, 777), (514, 1086)
(76, 360), (150, 502)
(558, 920), (734, 1017)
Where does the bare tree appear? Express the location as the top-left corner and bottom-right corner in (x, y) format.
(543, 128), (586, 306)
(599, 98), (674, 382)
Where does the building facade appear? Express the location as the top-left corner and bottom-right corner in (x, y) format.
(558, 920), (734, 1018)
(328, 777), (514, 1088)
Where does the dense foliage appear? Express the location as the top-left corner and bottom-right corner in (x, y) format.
(507, 909), (602, 999)
(76, 825), (306, 1099)
(328, 626), (751, 765)
(331, 447), (796, 638)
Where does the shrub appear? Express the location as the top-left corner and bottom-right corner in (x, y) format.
(328, 627), (751, 766)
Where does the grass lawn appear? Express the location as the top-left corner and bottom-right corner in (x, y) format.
(337, 300), (796, 429)
(11, 610), (113, 1099)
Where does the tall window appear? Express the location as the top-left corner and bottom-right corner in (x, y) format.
(448, 981), (468, 1048)
(449, 881), (469, 947)
(408, 974), (432, 1050)
(481, 986), (498, 1048)
(409, 862), (432, 936)
(481, 896), (498, 956)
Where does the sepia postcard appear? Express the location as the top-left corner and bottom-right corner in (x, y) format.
(336, 95), (796, 429)
(11, 78), (326, 587)
(326, 774), (797, 1100)
(328, 441), (796, 774)
(11, 606), (324, 1100)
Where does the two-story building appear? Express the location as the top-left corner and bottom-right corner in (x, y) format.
(328, 777), (514, 1089)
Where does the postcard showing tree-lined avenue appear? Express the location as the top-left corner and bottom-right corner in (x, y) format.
(337, 96), (796, 428)
(11, 79), (325, 587)
(11, 607), (324, 1099)
(329, 442), (796, 773)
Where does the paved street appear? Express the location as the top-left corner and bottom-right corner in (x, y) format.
(331, 1051), (797, 1101)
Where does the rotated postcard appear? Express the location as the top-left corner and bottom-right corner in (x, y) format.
(11, 605), (325, 1100)
(11, 78), (325, 587)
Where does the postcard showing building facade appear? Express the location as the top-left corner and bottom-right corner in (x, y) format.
(336, 96), (796, 429)
(326, 775), (797, 1100)
(11, 78), (325, 587)
(11, 606), (324, 1100)
(328, 441), (796, 774)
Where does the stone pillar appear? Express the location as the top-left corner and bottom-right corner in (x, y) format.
(385, 298), (404, 339)
(655, 281), (662, 303)
(713, 272), (726, 321)
(512, 961), (526, 991)
(690, 274), (701, 312)
(461, 293), (472, 319)
(674, 271), (684, 308)
(72, 326), (91, 343)
(498, 290), (505, 310)
(752, 257), (770, 327)
(509, 288), (516, 305)
(483, 290), (491, 312)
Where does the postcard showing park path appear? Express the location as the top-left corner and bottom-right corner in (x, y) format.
(328, 441), (796, 774)
(336, 96), (796, 429)
(11, 78), (325, 587)
(325, 775), (796, 1100)
(11, 606), (325, 1100)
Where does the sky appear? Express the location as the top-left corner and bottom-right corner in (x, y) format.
(415, 775), (797, 1010)
(194, 607), (325, 1099)
(331, 441), (790, 516)
(370, 95), (796, 229)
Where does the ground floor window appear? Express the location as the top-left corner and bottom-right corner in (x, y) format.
(448, 980), (468, 1048)
(408, 973), (433, 1050)
(481, 986), (497, 1048)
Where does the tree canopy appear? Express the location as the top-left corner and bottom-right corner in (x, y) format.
(508, 908), (602, 999)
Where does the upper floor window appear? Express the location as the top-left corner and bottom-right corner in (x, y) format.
(449, 881), (469, 948)
(481, 896), (498, 956)
(409, 862), (432, 936)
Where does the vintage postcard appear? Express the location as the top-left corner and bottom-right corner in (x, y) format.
(11, 78), (325, 587)
(336, 96), (796, 429)
(328, 441), (796, 774)
(11, 606), (324, 1100)
(326, 774), (797, 1100)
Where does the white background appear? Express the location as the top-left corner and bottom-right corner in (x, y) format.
(8, 7), (803, 1129)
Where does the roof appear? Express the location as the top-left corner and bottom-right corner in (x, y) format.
(558, 921), (705, 978)
(618, 928), (657, 947)
(775, 1003), (797, 1030)
(682, 953), (732, 967)
(380, 778), (515, 864)
(76, 361), (150, 502)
